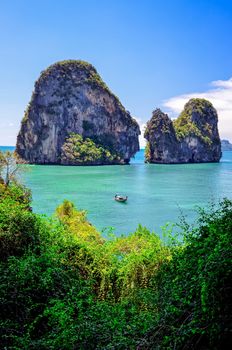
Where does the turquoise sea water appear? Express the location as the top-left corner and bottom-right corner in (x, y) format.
(1, 146), (232, 235)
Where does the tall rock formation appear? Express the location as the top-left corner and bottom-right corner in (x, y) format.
(144, 98), (221, 163)
(16, 60), (140, 165)
(144, 109), (180, 163)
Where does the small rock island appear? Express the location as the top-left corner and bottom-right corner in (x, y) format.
(16, 60), (140, 165)
(221, 139), (232, 151)
(144, 98), (221, 163)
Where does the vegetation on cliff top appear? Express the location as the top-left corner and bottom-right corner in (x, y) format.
(144, 98), (220, 163)
(0, 166), (231, 348)
(144, 109), (172, 136)
(38, 60), (126, 111)
(145, 99), (215, 145)
(20, 60), (140, 127)
(173, 98), (215, 144)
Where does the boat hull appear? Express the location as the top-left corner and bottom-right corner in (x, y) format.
(114, 196), (128, 202)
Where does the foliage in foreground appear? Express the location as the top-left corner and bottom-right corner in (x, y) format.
(0, 183), (231, 349)
(0, 151), (24, 186)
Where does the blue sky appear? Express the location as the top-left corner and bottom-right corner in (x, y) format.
(1, 0), (232, 145)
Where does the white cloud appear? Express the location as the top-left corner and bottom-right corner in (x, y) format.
(134, 117), (147, 148)
(163, 77), (232, 142)
(139, 123), (147, 148)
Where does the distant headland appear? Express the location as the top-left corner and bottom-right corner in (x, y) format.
(221, 139), (232, 151)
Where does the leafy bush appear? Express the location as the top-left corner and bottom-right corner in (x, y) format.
(146, 199), (232, 349)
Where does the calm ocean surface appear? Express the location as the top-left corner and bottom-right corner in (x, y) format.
(1, 146), (232, 235)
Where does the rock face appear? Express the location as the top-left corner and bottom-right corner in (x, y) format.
(221, 139), (232, 151)
(16, 60), (140, 165)
(144, 109), (180, 163)
(144, 98), (221, 163)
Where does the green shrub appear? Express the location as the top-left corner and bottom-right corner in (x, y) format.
(146, 199), (232, 349)
(0, 182), (231, 349)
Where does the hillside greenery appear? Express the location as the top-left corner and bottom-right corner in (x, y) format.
(0, 179), (231, 349)
(61, 133), (121, 164)
(173, 98), (214, 144)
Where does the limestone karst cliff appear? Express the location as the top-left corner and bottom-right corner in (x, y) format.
(16, 60), (140, 165)
(144, 98), (221, 163)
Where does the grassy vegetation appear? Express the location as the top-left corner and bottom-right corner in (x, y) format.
(0, 180), (231, 349)
(61, 133), (121, 164)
